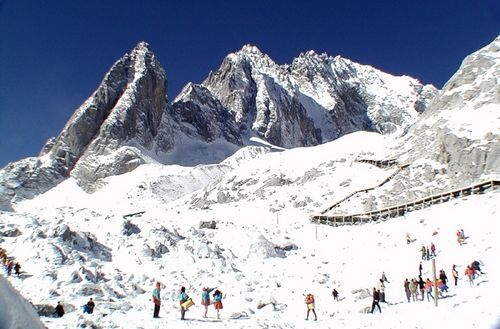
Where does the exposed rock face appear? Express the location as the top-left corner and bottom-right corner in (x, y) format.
(0, 41), (436, 208)
(171, 83), (242, 145)
(0, 42), (168, 204)
(331, 36), (500, 212)
(69, 42), (167, 190)
(196, 45), (436, 147)
(403, 36), (500, 185)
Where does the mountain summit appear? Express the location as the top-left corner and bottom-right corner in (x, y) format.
(1, 41), (439, 209)
(198, 44), (436, 147)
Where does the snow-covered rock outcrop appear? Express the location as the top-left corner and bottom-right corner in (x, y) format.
(330, 36), (500, 213)
(0, 42), (168, 207)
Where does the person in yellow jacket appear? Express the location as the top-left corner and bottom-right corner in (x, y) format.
(305, 293), (317, 321)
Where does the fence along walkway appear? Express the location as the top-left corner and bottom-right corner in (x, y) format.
(320, 159), (407, 215)
(311, 180), (500, 226)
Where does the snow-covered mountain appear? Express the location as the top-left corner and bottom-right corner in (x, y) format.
(200, 44), (436, 146)
(0, 36), (499, 329)
(0, 42), (168, 208)
(1, 41), (436, 209)
(327, 36), (500, 214)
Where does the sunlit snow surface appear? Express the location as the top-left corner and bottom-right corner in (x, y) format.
(1, 131), (499, 329)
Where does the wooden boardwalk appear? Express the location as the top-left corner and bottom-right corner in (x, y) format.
(311, 180), (500, 226)
(320, 160), (409, 215)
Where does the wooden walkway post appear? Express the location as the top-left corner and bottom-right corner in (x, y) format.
(432, 258), (438, 307)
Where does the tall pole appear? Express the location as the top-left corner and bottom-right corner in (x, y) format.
(431, 258), (438, 307)
(315, 225), (318, 241)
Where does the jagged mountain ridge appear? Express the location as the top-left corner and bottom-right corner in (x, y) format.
(163, 37), (500, 214)
(1, 41), (438, 209)
(0, 42), (168, 208)
(323, 36), (500, 214)
(200, 45), (436, 146)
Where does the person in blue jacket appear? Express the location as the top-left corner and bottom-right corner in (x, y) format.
(213, 289), (223, 319)
(201, 287), (215, 318)
(152, 282), (161, 318)
(178, 286), (189, 320)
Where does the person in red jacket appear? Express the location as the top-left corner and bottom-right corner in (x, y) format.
(465, 266), (475, 287)
(424, 278), (434, 301)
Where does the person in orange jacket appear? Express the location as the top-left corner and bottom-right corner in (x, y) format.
(305, 293), (317, 320)
(424, 278), (434, 301)
(465, 265), (475, 287)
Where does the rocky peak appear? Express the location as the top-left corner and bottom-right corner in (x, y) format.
(399, 36), (500, 187)
(0, 42), (169, 205)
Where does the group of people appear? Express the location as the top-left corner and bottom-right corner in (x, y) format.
(403, 269), (450, 303)
(52, 298), (94, 318)
(0, 248), (21, 276)
(403, 227), (485, 305)
(152, 282), (223, 320)
(420, 242), (437, 261)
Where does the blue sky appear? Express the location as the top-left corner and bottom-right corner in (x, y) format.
(0, 0), (498, 167)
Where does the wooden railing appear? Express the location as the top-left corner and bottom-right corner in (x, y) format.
(320, 160), (408, 215)
(311, 180), (499, 226)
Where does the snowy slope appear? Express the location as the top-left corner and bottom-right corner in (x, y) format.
(1, 130), (499, 329)
(1, 36), (499, 329)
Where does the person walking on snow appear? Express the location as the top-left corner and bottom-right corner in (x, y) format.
(178, 286), (189, 320)
(381, 272), (390, 283)
(417, 276), (425, 301)
(471, 260), (483, 275)
(421, 245), (427, 260)
(424, 278), (434, 301)
(419, 262), (423, 277)
(409, 279), (418, 301)
(213, 289), (223, 320)
(404, 279), (411, 303)
(456, 229), (464, 245)
(452, 265), (459, 286)
(465, 266), (475, 287)
(6, 260), (13, 276)
(201, 287), (215, 318)
(430, 243), (436, 257)
(152, 282), (161, 318)
(437, 279), (448, 294)
(305, 293), (317, 320)
(376, 279), (386, 303)
(370, 288), (381, 313)
(332, 288), (339, 301)
(439, 270), (448, 288)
